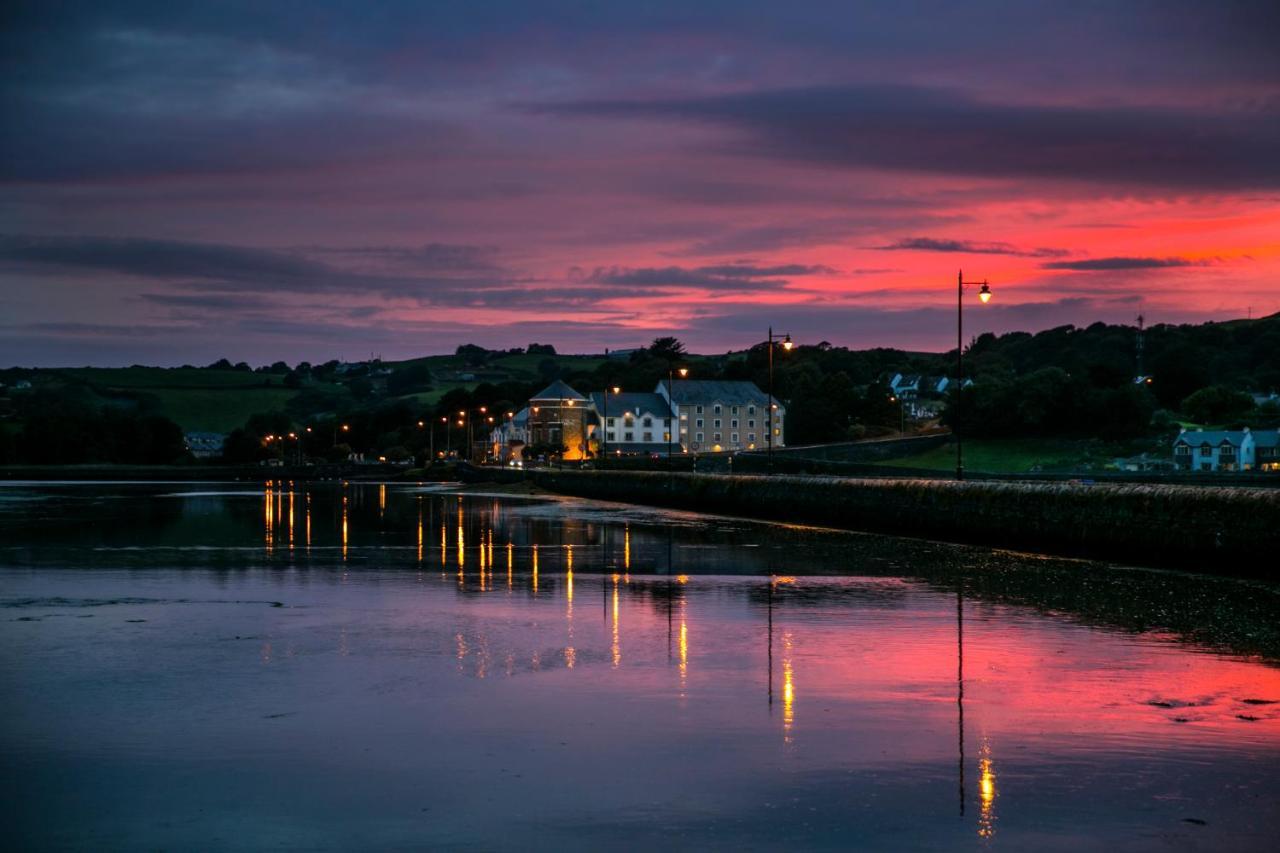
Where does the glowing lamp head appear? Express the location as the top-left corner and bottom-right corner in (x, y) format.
(612, 386), (621, 394)
(678, 367), (689, 377)
(341, 424), (350, 431)
(782, 334), (793, 351)
(978, 282), (992, 304)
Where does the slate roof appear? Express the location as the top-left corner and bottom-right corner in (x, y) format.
(530, 380), (587, 401)
(1173, 430), (1248, 447)
(1253, 430), (1280, 448)
(589, 392), (673, 419)
(657, 379), (777, 407)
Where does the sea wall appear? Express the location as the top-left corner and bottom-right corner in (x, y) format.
(528, 470), (1280, 572)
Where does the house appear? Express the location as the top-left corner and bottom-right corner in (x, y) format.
(657, 379), (781, 453)
(1255, 429), (1280, 472)
(184, 432), (226, 459)
(1172, 428), (1264, 471)
(589, 391), (674, 455)
(888, 373), (962, 418)
(489, 407), (530, 464)
(527, 380), (594, 460)
(1113, 453), (1177, 473)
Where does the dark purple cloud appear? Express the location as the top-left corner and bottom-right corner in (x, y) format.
(1041, 257), (1204, 271)
(538, 84), (1280, 190)
(877, 237), (1069, 258)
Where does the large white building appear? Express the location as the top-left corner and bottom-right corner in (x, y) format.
(589, 391), (674, 455)
(657, 379), (784, 453)
(1173, 427), (1280, 472)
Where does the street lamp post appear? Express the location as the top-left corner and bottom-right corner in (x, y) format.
(955, 269), (992, 481)
(667, 367), (688, 463)
(766, 327), (793, 474)
(603, 385), (620, 459)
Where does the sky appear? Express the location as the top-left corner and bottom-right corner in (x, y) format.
(2, 1), (1279, 366)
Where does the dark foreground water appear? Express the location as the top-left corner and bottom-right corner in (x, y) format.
(3, 482), (1280, 851)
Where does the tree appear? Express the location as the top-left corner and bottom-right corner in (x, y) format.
(527, 343), (556, 355)
(1182, 385), (1255, 425)
(648, 336), (686, 360)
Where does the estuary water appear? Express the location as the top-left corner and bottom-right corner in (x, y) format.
(3, 481), (1280, 851)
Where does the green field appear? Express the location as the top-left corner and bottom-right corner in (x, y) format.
(879, 439), (1142, 474)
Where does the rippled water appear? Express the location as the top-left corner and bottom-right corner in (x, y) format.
(3, 481), (1280, 851)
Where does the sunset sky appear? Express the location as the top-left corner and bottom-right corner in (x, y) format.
(3, 1), (1279, 366)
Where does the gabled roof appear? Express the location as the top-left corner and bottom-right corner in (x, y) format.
(657, 379), (776, 407)
(589, 392), (673, 419)
(1253, 430), (1280, 448)
(530, 380), (587, 401)
(1173, 430), (1249, 447)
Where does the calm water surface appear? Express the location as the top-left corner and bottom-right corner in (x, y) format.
(3, 481), (1280, 851)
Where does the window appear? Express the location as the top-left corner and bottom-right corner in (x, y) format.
(643, 417), (652, 427)
(679, 412), (687, 420)
(748, 405), (756, 416)
(643, 432), (653, 442)
(747, 419), (755, 428)
(625, 432), (634, 441)
(731, 419), (738, 428)
(731, 433), (738, 443)
(663, 431), (670, 442)
(732, 406), (739, 415)
(1175, 444), (1190, 455)
(713, 419), (721, 429)
(696, 405), (704, 414)
(774, 428), (780, 436)
(696, 432), (704, 442)
(713, 433), (722, 442)
(748, 433), (755, 442)
(714, 404), (722, 415)
(607, 417), (616, 427)
(696, 418), (704, 428)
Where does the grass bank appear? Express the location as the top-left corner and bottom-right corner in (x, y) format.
(528, 470), (1278, 573)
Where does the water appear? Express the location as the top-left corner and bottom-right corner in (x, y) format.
(3, 481), (1279, 851)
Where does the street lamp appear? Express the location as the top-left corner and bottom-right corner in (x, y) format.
(602, 386), (620, 459)
(955, 270), (992, 481)
(766, 327), (793, 474)
(667, 367), (688, 462)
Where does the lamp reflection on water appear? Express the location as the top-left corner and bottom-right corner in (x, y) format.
(341, 493), (348, 561)
(782, 631), (795, 743)
(978, 739), (997, 838)
(611, 574), (621, 668)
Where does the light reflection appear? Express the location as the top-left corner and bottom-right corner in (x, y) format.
(378, 483), (386, 517)
(623, 525), (631, 575)
(304, 492), (311, 551)
(611, 574), (621, 668)
(416, 498), (423, 563)
(288, 486), (294, 550)
(782, 631), (795, 743)
(507, 542), (514, 589)
(341, 493), (348, 561)
(263, 483), (273, 554)
(532, 545), (539, 594)
(978, 740), (997, 839)
(678, 601), (689, 693)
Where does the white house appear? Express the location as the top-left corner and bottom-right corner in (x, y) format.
(657, 379), (782, 453)
(1172, 428), (1273, 472)
(589, 391), (674, 455)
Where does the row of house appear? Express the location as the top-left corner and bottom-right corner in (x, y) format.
(886, 373), (970, 418)
(1172, 427), (1280, 472)
(489, 379), (785, 462)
